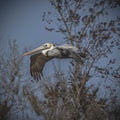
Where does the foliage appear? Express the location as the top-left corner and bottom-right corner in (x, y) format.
(0, 0), (120, 120)
(42, 0), (120, 90)
(42, 0), (120, 92)
(26, 0), (120, 120)
(0, 40), (31, 120)
(25, 74), (107, 120)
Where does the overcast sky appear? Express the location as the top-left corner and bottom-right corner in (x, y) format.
(0, 0), (70, 77)
(0, 0), (65, 51)
(0, 1), (120, 119)
(0, 0), (120, 74)
(0, 0), (120, 76)
(0, 1), (119, 51)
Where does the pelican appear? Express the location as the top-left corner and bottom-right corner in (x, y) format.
(23, 43), (86, 80)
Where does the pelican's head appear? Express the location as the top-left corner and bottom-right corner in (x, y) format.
(23, 43), (55, 56)
(42, 43), (53, 49)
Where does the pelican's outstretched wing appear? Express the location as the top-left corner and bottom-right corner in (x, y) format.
(30, 53), (52, 80)
(57, 44), (85, 64)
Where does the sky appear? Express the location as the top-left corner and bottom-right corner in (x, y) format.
(0, 0), (120, 87)
(0, 0), (120, 119)
(0, 1), (67, 119)
(0, 0), (120, 83)
(0, 0), (65, 50)
(0, 0), (71, 77)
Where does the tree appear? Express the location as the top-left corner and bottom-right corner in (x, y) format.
(1, 0), (120, 120)
(0, 40), (35, 120)
(26, 0), (120, 119)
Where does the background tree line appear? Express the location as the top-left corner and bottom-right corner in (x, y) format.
(0, 0), (120, 120)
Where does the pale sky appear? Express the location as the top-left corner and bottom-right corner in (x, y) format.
(0, 0), (120, 80)
(0, 0), (120, 81)
(0, 1), (120, 119)
(0, 0), (65, 51)
(0, 0), (70, 77)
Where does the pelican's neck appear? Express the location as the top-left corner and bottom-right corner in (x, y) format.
(42, 45), (54, 56)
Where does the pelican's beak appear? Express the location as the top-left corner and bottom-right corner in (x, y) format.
(23, 45), (46, 56)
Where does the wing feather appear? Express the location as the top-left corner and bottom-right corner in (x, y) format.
(30, 53), (51, 80)
(56, 44), (87, 64)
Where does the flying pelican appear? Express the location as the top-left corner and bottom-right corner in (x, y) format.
(23, 43), (86, 80)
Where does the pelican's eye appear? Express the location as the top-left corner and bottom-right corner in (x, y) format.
(43, 44), (48, 47)
(43, 43), (52, 48)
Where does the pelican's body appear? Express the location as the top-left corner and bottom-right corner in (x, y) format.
(24, 43), (86, 80)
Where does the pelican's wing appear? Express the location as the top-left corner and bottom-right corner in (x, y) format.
(57, 44), (85, 64)
(30, 53), (51, 80)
